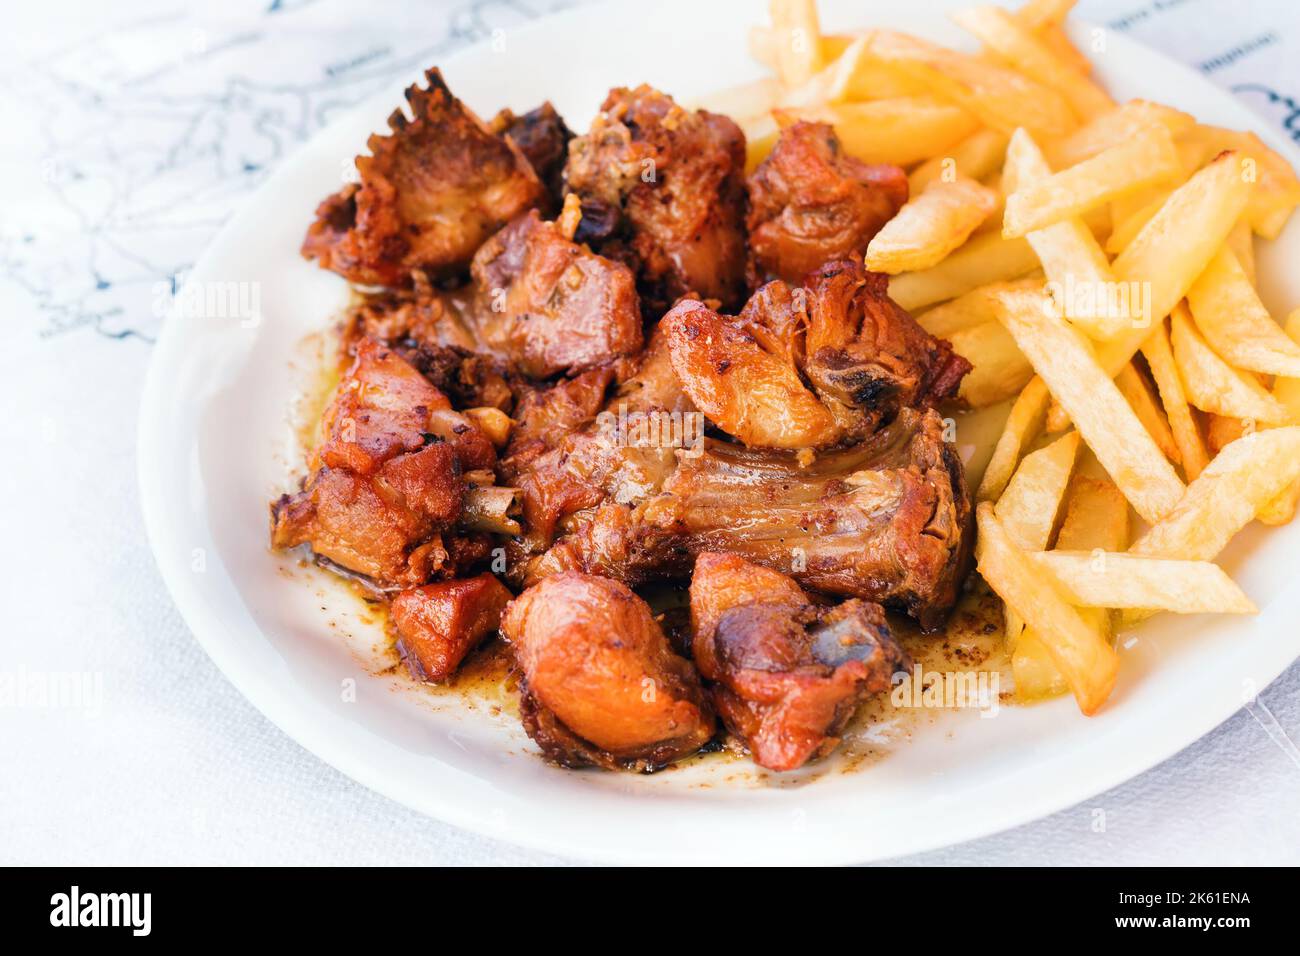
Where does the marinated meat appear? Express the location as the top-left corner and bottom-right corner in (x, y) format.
(687, 552), (807, 681)
(503, 573), (715, 771)
(690, 552), (908, 772)
(499, 326), (695, 552)
(663, 297), (842, 449)
(303, 68), (543, 287)
(529, 407), (972, 630)
(564, 85), (748, 313)
(469, 209), (643, 379)
(269, 338), (497, 588)
(664, 259), (970, 448)
(491, 102), (573, 214)
(342, 278), (483, 353)
(747, 121), (908, 286)
(391, 573), (513, 681)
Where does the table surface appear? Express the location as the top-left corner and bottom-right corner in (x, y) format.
(2, 0), (1298, 866)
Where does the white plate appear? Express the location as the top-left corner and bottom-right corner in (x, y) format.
(139, 0), (1300, 865)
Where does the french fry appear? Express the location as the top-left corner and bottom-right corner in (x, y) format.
(1014, 0), (1076, 27)
(951, 6), (1113, 121)
(1036, 24), (1091, 76)
(1105, 185), (1173, 254)
(995, 430), (1080, 551)
(909, 128), (1009, 194)
(1185, 247), (1300, 378)
(866, 178), (998, 273)
(1169, 304), (1287, 424)
(743, 113), (781, 174)
(1045, 99), (1196, 170)
(1107, 150), (1255, 347)
(774, 97), (978, 166)
(857, 29), (1076, 138)
(992, 288), (1185, 522)
(1205, 414), (1247, 456)
(888, 231), (1040, 310)
(950, 321), (1035, 407)
(1116, 362), (1180, 464)
(978, 376), (1052, 501)
(1003, 124), (1182, 237)
(1056, 475), (1131, 553)
(769, 0), (824, 87)
(775, 35), (902, 109)
(1141, 318), (1210, 480)
(1178, 125), (1300, 238)
(976, 503), (1119, 714)
(994, 429), (1079, 653)
(916, 277), (1044, 338)
(1003, 127), (1131, 339)
(1226, 219), (1256, 285)
(1027, 551), (1256, 613)
(1259, 308), (1300, 524)
(1130, 426), (1300, 562)
(749, 27), (857, 73)
(1015, 473), (1127, 701)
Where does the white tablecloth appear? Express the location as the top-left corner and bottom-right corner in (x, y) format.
(2, 0), (1298, 866)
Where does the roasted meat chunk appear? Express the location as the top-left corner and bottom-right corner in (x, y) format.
(491, 102), (573, 214)
(691, 553), (908, 772)
(469, 209), (643, 378)
(688, 552), (808, 681)
(500, 326), (695, 552)
(564, 85), (748, 312)
(342, 279), (483, 354)
(533, 406), (971, 629)
(747, 121), (908, 286)
(663, 298), (842, 449)
(503, 573), (715, 771)
(269, 338), (497, 588)
(391, 573), (513, 682)
(664, 259), (970, 448)
(650, 407), (972, 628)
(302, 68), (543, 287)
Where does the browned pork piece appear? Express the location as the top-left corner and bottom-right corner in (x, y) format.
(502, 573), (715, 771)
(499, 325), (695, 553)
(690, 553), (908, 772)
(747, 121), (909, 286)
(391, 573), (513, 682)
(490, 102), (573, 214)
(469, 208), (644, 379)
(663, 259), (970, 449)
(564, 85), (748, 313)
(303, 68), (543, 287)
(270, 337), (497, 589)
(532, 406), (972, 630)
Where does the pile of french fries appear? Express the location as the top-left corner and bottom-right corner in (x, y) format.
(719, 0), (1300, 715)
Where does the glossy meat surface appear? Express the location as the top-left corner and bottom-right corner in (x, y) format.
(470, 209), (643, 379)
(503, 573), (715, 771)
(391, 573), (513, 682)
(564, 85), (748, 313)
(665, 260), (969, 448)
(491, 102), (573, 214)
(302, 68), (542, 286)
(747, 121), (908, 286)
(534, 407), (972, 629)
(694, 556), (908, 772)
(663, 298), (841, 449)
(269, 338), (496, 587)
(500, 326), (694, 552)
(688, 552), (808, 681)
